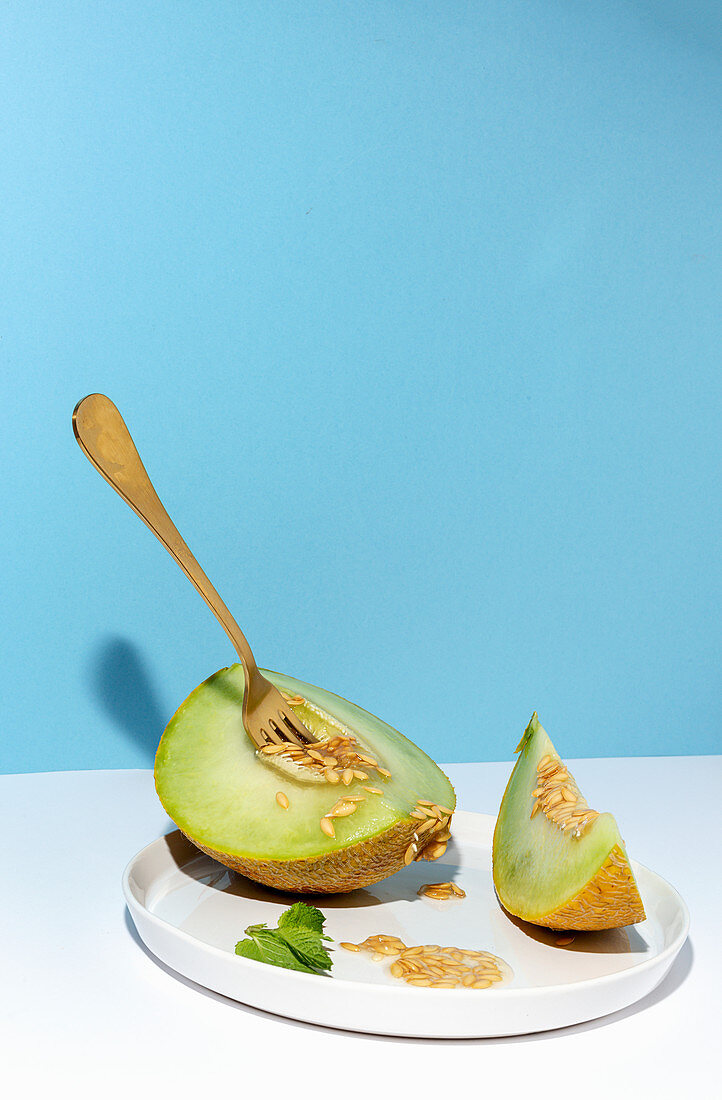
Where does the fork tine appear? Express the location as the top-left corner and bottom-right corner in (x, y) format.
(279, 712), (299, 736)
(279, 708), (313, 745)
(263, 723), (287, 745)
(268, 718), (294, 743)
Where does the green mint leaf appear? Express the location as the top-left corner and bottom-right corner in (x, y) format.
(234, 904), (333, 976)
(249, 928), (319, 973)
(277, 926), (332, 972)
(244, 921), (270, 936)
(235, 928), (316, 973)
(277, 902), (326, 935)
(234, 939), (265, 963)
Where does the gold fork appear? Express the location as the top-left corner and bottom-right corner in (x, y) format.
(72, 393), (312, 751)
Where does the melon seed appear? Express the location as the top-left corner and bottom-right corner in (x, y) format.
(343, 934), (509, 989)
(418, 881), (466, 901)
(531, 753), (600, 837)
(328, 800), (357, 818)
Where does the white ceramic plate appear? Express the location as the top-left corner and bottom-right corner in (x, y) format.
(123, 811), (688, 1038)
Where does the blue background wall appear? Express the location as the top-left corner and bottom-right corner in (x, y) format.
(2, 1), (721, 773)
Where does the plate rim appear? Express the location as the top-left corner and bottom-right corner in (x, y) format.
(122, 809), (690, 1002)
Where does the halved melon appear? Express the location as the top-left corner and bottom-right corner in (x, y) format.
(155, 665), (455, 894)
(492, 713), (645, 930)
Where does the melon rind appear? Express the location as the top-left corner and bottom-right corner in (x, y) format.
(492, 714), (645, 930)
(155, 665), (455, 893)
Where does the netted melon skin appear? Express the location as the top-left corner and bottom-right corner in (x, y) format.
(182, 818), (423, 894)
(156, 665), (456, 894)
(537, 845), (645, 931)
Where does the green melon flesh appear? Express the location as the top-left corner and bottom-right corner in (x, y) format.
(492, 713), (645, 930)
(155, 665), (455, 891)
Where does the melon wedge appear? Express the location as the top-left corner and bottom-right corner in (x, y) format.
(492, 713), (645, 930)
(155, 665), (455, 894)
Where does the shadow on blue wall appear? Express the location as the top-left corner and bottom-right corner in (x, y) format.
(90, 636), (167, 765)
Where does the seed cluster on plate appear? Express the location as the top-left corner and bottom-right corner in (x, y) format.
(531, 754), (600, 836)
(340, 935), (507, 989)
(405, 800), (453, 864)
(340, 934), (407, 958)
(417, 881), (465, 901)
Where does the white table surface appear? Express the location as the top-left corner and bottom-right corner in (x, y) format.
(1, 758), (718, 1098)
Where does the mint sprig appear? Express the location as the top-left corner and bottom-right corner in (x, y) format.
(234, 902), (333, 976)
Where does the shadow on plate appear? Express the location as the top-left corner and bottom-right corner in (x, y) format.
(161, 829), (467, 910)
(500, 906), (647, 954)
(160, 829), (384, 908)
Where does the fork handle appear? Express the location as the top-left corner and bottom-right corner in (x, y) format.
(72, 393), (261, 681)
